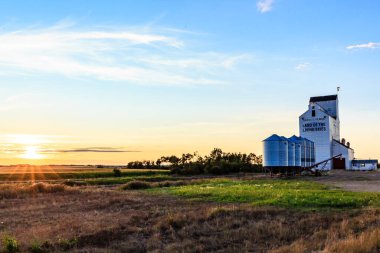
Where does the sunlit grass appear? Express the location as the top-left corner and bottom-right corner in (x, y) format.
(150, 179), (380, 210)
(0, 166), (170, 183)
(2, 165), (60, 183)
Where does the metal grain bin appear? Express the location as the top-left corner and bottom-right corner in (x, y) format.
(304, 138), (314, 167)
(263, 134), (288, 167)
(310, 141), (315, 165)
(303, 138), (309, 167)
(289, 136), (302, 167)
(300, 138), (307, 167)
(290, 135), (307, 167)
(286, 137), (296, 167)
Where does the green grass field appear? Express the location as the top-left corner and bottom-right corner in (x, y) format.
(0, 167), (170, 182)
(150, 179), (380, 210)
(65, 174), (175, 186)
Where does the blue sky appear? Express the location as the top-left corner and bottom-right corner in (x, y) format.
(0, 0), (379, 164)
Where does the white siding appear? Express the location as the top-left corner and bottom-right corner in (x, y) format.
(314, 99), (339, 119)
(299, 107), (334, 169)
(332, 141), (354, 169)
(352, 163), (377, 171)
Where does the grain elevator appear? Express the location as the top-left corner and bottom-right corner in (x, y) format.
(263, 94), (378, 172)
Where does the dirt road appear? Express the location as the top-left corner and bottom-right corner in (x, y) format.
(312, 169), (380, 192)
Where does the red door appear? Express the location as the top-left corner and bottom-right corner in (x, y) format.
(333, 158), (346, 169)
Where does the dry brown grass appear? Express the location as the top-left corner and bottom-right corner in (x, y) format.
(325, 228), (380, 253)
(0, 182), (74, 199)
(0, 184), (379, 252)
(270, 208), (380, 253)
(121, 179), (209, 190)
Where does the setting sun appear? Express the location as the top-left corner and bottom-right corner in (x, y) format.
(21, 146), (44, 159)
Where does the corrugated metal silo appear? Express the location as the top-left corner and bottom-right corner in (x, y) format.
(303, 139), (308, 167)
(263, 134), (288, 167)
(310, 141), (315, 165)
(289, 135), (302, 167)
(299, 137), (307, 167)
(304, 138), (313, 167)
(286, 137), (296, 167)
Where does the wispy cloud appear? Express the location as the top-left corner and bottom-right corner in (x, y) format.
(42, 148), (139, 153)
(346, 42), (380, 50)
(0, 145), (139, 154)
(0, 21), (248, 86)
(257, 0), (274, 13)
(295, 62), (310, 71)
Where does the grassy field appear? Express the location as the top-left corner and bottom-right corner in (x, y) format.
(149, 179), (380, 210)
(0, 165), (170, 182)
(1, 168), (380, 252)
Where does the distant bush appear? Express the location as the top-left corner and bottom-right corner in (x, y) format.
(153, 180), (190, 188)
(121, 181), (151, 190)
(127, 159), (163, 170)
(2, 235), (18, 253)
(63, 181), (88, 187)
(113, 168), (122, 177)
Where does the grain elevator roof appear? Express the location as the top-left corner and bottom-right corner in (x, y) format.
(309, 95), (337, 103)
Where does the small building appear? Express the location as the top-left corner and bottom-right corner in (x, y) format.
(332, 139), (354, 169)
(351, 160), (378, 171)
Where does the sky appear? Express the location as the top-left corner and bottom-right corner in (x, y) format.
(0, 0), (379, 165)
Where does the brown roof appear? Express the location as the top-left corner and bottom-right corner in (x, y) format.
(310, 95), (337, 103)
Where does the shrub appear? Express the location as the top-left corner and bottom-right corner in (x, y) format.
(241, 164), (263, 173)
(206, 165), (226, 175)
(63, 181), (87, 187)
(177, 165), (203, 175)
(29, 241), (52, 253)
(58, 238), (77, 251)
(207, 207), (232, 220)
(29, 242), (43, 253)
(30, 243), (42, 253)
(31, 183), (66, 193)
(113, 168), (122, 177)
(2, 235), (18, 253)
(121, 181), (151, 190)
(153, 180), (189, 188)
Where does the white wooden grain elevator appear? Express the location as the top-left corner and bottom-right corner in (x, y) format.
(263, 94), (378, 171)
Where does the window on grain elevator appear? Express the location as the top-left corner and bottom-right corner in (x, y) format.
(312, 110), (316, 117)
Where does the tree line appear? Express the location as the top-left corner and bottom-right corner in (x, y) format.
(127, 148), (263, 175)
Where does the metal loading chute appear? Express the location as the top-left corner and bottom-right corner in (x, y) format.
(305, 154), (343, 176)
(266, 154), (343, 177)
(307, 153), (343, 170)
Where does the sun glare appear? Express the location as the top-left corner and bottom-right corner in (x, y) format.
(12, 134), (46, 145)
(21, 146), (44, 159)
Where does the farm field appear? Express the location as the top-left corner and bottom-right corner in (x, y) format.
(0, 165), (170, 183)
(1, 168), (380, 252)
(150, 178), (380, 210)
